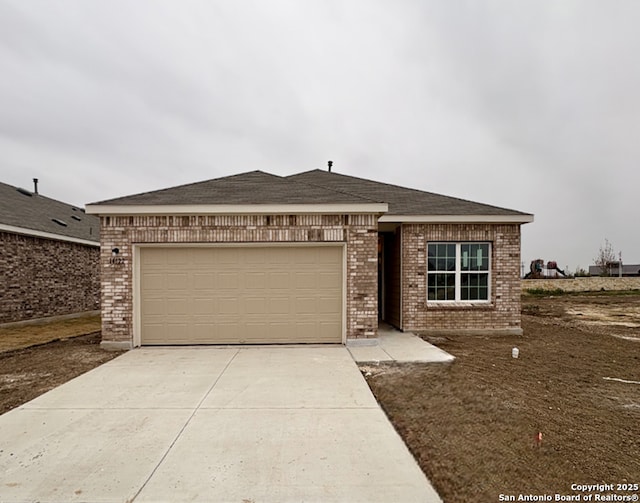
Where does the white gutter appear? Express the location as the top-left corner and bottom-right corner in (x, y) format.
(0, 223), (100, 247)
(378, 214), (534, 224)
(86, 203), (389, 215)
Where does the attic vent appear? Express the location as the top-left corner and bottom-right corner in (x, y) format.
(52, 218), (68, 227)
(71, 215), (82, 221)
(16, 188), (33, 197)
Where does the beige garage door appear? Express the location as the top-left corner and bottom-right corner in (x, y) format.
(139, 246), (343, 345)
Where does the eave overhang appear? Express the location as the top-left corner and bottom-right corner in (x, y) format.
(0, 223), (100, 247)
(378, 214), (534, 224)
(85, 203), (389, 216)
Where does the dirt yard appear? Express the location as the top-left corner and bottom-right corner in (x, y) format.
(1, 294), (639, 502)
(366, 292), (640, 502)
(0, 317), (123, 415)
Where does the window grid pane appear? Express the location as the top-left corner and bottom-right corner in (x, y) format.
(461, 243), (489, 271)
(461, 273), (489, 301)
(428, 243), (456, 272)
(428, 273), (456, 301)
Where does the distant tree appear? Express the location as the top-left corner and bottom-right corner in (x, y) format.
(574, 266), (589, 277)
(593, 239), (617, 276)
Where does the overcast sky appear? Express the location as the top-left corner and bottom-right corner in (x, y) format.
(1, 0), (638, 272)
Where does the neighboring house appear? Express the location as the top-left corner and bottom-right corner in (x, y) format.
(588, 264), (640, 277)
(86, 169), (534, 350)
(0, 180), (101, 324)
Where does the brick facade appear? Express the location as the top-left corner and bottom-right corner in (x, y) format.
(400, 223), (522, 335)
(0, 231), (100, 323)
(99, 214), (379, 346)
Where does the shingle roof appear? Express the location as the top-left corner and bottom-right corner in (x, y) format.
(89, 168), (531, 219)
(288, 170), (530, 216)
(0, 181), (100, 243)
(92, 171), (377, 205)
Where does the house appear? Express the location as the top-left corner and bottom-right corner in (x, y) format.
(0, 180), (101, 324)
(86, 169), (534, 350)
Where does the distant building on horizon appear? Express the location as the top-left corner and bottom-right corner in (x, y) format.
(588, 263), (640, 277)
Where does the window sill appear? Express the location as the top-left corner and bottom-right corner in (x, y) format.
(427, 301), (493, 310)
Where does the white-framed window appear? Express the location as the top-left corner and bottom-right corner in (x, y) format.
(427, 242), (491, 302)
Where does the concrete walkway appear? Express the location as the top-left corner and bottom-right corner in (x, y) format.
(0, 346), (442, 502)
(349, 324), (455, 364)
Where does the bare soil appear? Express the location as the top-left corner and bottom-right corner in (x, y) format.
(365, 293), (640, 502)
(0, 325), (123, 415)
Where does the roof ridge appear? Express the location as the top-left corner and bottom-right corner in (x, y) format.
(284, 170), (382, 204)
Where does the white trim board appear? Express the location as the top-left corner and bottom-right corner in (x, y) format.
(86, 203), (389, 216)
(0, 223), (99, 247)
(379, 214), (534, 224)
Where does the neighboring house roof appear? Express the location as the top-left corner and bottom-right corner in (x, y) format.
(87, 169), (533, 224)
(0, 181), (100, 245)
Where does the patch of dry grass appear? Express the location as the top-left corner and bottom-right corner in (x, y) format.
(0, 314), (101, 352)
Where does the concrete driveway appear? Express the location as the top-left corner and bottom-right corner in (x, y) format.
(0, 346), (442, 502)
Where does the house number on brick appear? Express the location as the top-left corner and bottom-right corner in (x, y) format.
(109, 257), (125, 265)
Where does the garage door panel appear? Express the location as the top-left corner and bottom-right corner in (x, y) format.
(320, 321), (341, 339)
(166, 273), (189, 290)
(143, 273), (165, 291)
(319, 297), (341, 313)
(295, 297), (317, 314)
(268, 297), (290, 314)
(215, 323), (239, 341)
(214, 248), (239, 264)
(142, 323), (167, 343)
(140, 246), (343, 344)
(295, 272), (317, 289)
(166, 249), (189, 265)
(244, 248), (267, 264)
(245, 297), (266, 314)
(216, 297), (238, 314)
(143, 299), (165, 315)
(319, 249), (342, 264)
(266, 248), (291, 264)
(268, 272), (290, 289)
(193, 273), (215, 289)
(193, 298), (215, 314)
(142, 248), (166, 265)
(217, 272), (239, 289)
(318, 272), (341, 288)
(165, 298), (189, 315)
(246, 272), (267, 289)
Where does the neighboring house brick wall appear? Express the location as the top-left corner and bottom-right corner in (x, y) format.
(99, 214), (378, 346)
(0, 231), (100, 323)
(401, 223), (522, 335)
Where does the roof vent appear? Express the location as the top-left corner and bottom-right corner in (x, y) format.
(72, 207), (78, 211)
(328, 160), (333, 172)
(52, 218), (68, 227)
(16, 187), (33, 197)
(71, 215), (82, 221)
(33, 178), (39, 195)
